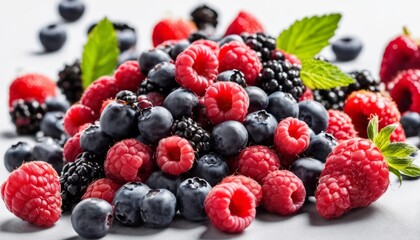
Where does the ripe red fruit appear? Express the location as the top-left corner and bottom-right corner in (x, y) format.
(225, 10), (264, 36)
(63, 104), (96, 136)
(63, 132), (83, 162)
(114, 60), (145, 92)
(326, 110), (358, 142)
(152, 18), (196, 47)
(390, 69), (420, 114)
(81, 178), (121, 204)
(237, 146), (280, 183)
(156, 136), (195, 175)
(221, 175), (262, 206)
(274, 117), (310, 157)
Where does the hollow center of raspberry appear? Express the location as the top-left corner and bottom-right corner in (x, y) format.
(353, 114), (370, 138)
(396, 89), (412, 113)
(167, 146), (181, 162)
(291, 190), (301, 204)
(229, 190), (251, 218)
(215, 91), (232, 112)
(288, 123), (302, 139)
(192, 57), (208, 78)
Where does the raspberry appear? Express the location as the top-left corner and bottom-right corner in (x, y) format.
(390, 123), (406, 142)
(81, 178), (121, 204)
(191, 39), (220, 55)
(315, 174), (351, 219)
(236, 146), (280, 183)
(1, 161), (61, 227)
(114, 60), (146, 92)
(9, 73), (57, 107)
(175, 45), (219, 96)
(218, 41), (262, 86)
(104, 139), (153, 183)
(204, 81), (249, 124)
(63, 132), (83, 162)
(299, 87), (314, 101)
(156, 136), (195, 175)
(204, 182), (256, 233)
(63, 104), (96, 136)
(261, 170), (306, 215)
(390, 69), (420, 114)
(274, 117), (310, 158)
(152, 18), (196, 47)
(225, 10), (264, 36)
(221, 175), (262, 205)
(326, 110), (358, 142)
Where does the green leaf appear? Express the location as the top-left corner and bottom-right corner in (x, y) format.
(400, 165), (420, 177)
(367, 116), (378, 141)
(381, 142), (418, 158)
(81, 18), (119, 89)
(385, 156), (414, 170)
(373, 123), (398, 151)
(388, 166), (402, 186)
(276, 13), (341, 59)
(300, 59), (355, 89)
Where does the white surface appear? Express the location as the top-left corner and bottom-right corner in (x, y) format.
(1, 0), (420, 239)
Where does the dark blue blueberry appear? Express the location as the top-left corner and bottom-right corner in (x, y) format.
(163, 88), (199, 119)
(176, 177), (212, 221)
(212, 121), (248, 156)
(113, 182), (151, 226)
(39, 24), (67, 52)
(290, 157), (324, 197)
(32, 138), (63, 174)
(135, 134), (152, 145)
(267, 91), (299, 121)
(400, 112), (420, 137)
(100, 101), (138, 140)
(169, 40), (190, 60)
(298, 100), (329, 134)
(40, 111), (66, 139)
(140, 189), (177, 228)
(137, 106), (173, 143)
(146, 170), (183, 195)
(4, 142), (32, 172)
(139, 49), (171, 75)
(217, 34), (243, 46)
(119, 49), (140, 65)
(244, 110), (277, 145)
(188, 31), (209, 42)
(148, 62), (179, 94)
(44, 96), (70, 112)
(192, 153), (228, 186)
(216, 70), (246, 88)
(58, 0), (85, 22)
(71, 198), (113, 239)
(80, 125), (114, 156)
(332, 36), (363, 62)
(303, 132), (337, 163)
(245, 86), (269, 113)
(116, 90), (137, 105)
(117, 29), (137, 52)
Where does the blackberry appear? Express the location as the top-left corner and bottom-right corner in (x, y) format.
(10, 99), (46, 135)
(258, 60), (305, 101)
(313, 87), (347, 110)
(116, 90), (137, 105)
(57, 60), (83, 104)
(137, 80), (158, 95)
(190, 4), (218, 30)
(347, 70), (381, 93)
(242, 32), (276, 62)
(171, 117), (211, 155)
(60, 154), (104, 212)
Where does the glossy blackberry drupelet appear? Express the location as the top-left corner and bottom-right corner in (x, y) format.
(400, 112), (420, 137)
(138, 49), (171, 75)
(100, 101), (138, 140)
(191, 153), (228, 186)
(258, 60), (305, 100)
(313, 87), (347, 110)
(57, 60), (83, 104)
(245, 86), (269, 113)
(216, 70), (247, 88)
(40, 112), (66, 140)
(212, 120), (248, 156)
(116, 90), (137, 105)
(58, 0), (85, 22)
(190, 4), (219, 30)
(244, 110), (278, 145)
(140, 189), (177, 228)
(60, 156), (105, 212)
(303, 132), (338, 163)
(177, 177), (212, 221)
(290, 157), (324, 197)
(137, 106), (173, 143)
(10, 99), (46, 135)
(4, 142), (32, 172)
(39, 24), (67, 52)
(266, 91), (299, 121)
(146, 171), (183, 195)
(242, 32), (276, 62)
(163, 88), (199, 119)
(347, 70), (381, 93)
(171, 117), (211, 154)
(80, 124), (114, 156)
(298, 100), (329, 134)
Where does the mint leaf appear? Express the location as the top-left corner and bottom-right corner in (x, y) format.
(385, 156), (414, 169)
(381, 143), (418, 158)
(276, 13), (341, 59)
(367, 116), (378, 141)
(300, 59), (355, 89)
(401, 165), (420, 177)
(81, 18), (119, 89)
(373, 123), (398, 151)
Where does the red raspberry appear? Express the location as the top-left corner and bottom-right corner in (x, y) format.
(390, 69), (420, 114)
(1, 161), (61, 227)
(114, 60), (146, 92)
(8, 73), (57, 107)
(274, 117), (310, 159)
(81, 178), (121, 204)
(175, 45), (219, 96)
(298, 87), (314, 101)
(221, 175), (262, 205)
(204, 182), (256, 233)
(156, 136), (195, 175)
(225, 10), (264, 36)
(63, 104), (96, 136)
(237, 146), (280, 183)
(315, 174), (351, 219)
(326, 110), (358, 142)
(105, 139), (154, 183)
(204, 81), (249, 124)
(63, 132), (83, 162)
(80, 76), (120, 118)
(218, 41), (262, 85)
(191, 39), (220, 55)
(261, 170), (306, 215)
(152, 18), (196, 47)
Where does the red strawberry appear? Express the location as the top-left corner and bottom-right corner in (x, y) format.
(390, 69), (420, 114)
(225, 11), (264, 36)
(152, 18), (196, 47)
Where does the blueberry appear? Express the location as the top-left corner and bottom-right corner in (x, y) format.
(4, 142), (32, 172)
(331, 36), (363, 62)
(137, 106), (173, 143)
(303, 132), (337, 163)
(212, 121), (248, 156)
(119, 49), (140, 65)
(117, 28), (137, 52)
(71, 198), (113, 239)
(39, 24), (67, 52)
(400, 112), (420, 137)
(80, 125), (114, 156)
(298, 100), (328, 134)
(217, 34), (243, 46)
(188, 31), (209, 42)
(113, 182), (151, 226)
(244, 110), (277, 145)
(192, 153), (228, 186)
(58, 0), (85, 22)
(140, 189), (177, 228)
(163, 88), (199, 119)
(169, 40), (190, 60)
(245, 86), (269, 113)
(40, 112), (66, 140)
(267, 91), (299, 121)
(177, 177), (212, 221)
(44, 96), (70, 112)
(148, 62), (179, 94)
(146, 170), (183, 195)
(139, 49), (171, 75)
(100, 101), (138, 139)
(290, 157), (324, 197)
(32, 138), (63, 174)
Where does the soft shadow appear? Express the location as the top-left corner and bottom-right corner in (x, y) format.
(170, 215), (205, 230)
(255, 206), (297, 222)
(28, 50), (51, 56)
(60, 237), (84, 240)
(109, 222), (163, 236)
(199, 222), (244, 240)
(0, 130), (17, 139)
(0, 218), (44, 233)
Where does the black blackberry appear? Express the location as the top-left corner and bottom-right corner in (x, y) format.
(347, 70), (381, 93)
(116, 90), (137, 105)
(57, 60), (83, 104)
(171, 117), (211, 155)
(258, 60), (305, 101)
(190, 4), (218, 30)
(137, 80), (158, 95)
(10, 99), (46, 135)
(242, 33), (276, 62)
(60, 153), (104, 212)
(216, 70), (247, 88)
(313, 87), (347, 110)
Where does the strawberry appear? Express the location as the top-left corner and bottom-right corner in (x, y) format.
(390, 69), (420, 114)
(224, 11), (264, 36)
(152, 18), (196, 47)
(316, 116), (420, 219)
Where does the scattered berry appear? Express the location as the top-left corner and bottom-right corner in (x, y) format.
(217, 34), (244, 46)
(326, 110), (358, 142)
(40, 111), (66, 139)
(163, 88), (199, 119)
(313, 87), (347, 110)
(216, 69), (247, 88)
(237, 146), (280, 183)
(400, 111), (420, 137)
(212, 120), (248, 156)
(245, 86), (269, 113)
(4, 142), (32, 172)
(139, 49), (171, 75)
(221, 175), (262, 205)
(298, 100), (329, 134)
(390, 69), (420, 114)
(44, 96), (70, 113)
(225, 10), (264, 36)
(58, 0), (85, 22)
(267, 91), (299, 121)
(156, 136), (195, 175)
(9, 73), (56, 107)
(331, 36), (363, 61)
(32, 138), (64, 174)
(100, 101), (138, 140)
(10, 99), (46, 135)
(191, 153), (229, 186)
(63, 132), (83, 162)
(190, 4), (219, 30)
(290, 157), (324, 197)
(137, 106), (173, 143)
(63, 104), (96, 136)
(242, 32), (276, 62)
(115, 90), (137, 105)
(177, 177), (212, 221)
(274, 117), (310, 159)
(152, 18), (196, 47)
(81, 178), (121, 204)
(145, 62), (179, 95)
(57, 60), (83, 104)
(347, 70), (381, 93)
(114, 60), (145, 92)
(244, 110), (277, 145)
(171, 117), (211, 154)
(303, 132), (338, 163)
(80, 124), (114, 156)
(146, 170), (183, 195)
(39, 24), (67, 52)
(140, 189), (177, 228)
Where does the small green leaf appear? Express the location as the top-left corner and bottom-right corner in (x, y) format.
(367, 116), (378, 141)
(300, 59), (355, 89)
(385, 156), (414, 169)
(388, 166), (402, 186)
(400, 165), (420, 177)
(81, 18), (119, 89)
(381, 142), (418, 158)
(276, 13), (341, 59)
(373, 123), (398, 151)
